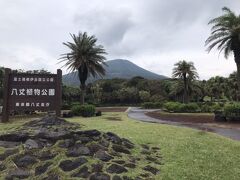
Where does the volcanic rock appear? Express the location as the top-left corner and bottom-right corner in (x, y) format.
(0, 148), (19, 161)
(143, 165), (159, 175)
(24, 139), (39, 149)
(91, 163), (104, 172)
(35, 162), (52, 175)
(66, 145), (91, 157)
(59, 157), (87, 171)
(106, 164), (128, 174)
(14, 154), (38, 168)
(95, 149), (113, 162)
(112, 144), (131, 154)
(5, 169), (30, 179)
(71, 165), (90, 178)
(89, 172), (110, 180)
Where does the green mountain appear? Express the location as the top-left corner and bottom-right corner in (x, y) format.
(62, 59), (167, 86)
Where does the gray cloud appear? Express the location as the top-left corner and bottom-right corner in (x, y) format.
(0, 0), (239, 79)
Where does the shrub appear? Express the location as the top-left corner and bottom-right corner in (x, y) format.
(71, 105), (84, 116)
(71, 104), (95, 117)
(163, 102), (183, 112)
(82, 105), (96, 117)
(201, 104), (212, 113)
(182, 103), (200, 113)
(211, 103), (222, 112)
(224, 103), (240, 121)
(141, 102), (163, 109)
(164, 102), (200, 113)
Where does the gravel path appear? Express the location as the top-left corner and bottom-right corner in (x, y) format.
(127, 107), (240, 141)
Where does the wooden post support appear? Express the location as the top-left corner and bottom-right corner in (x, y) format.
(2, 68), (11, 123)
(56, 69), (62, 117)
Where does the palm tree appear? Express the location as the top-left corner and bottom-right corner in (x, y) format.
(205, 7), (240, 99)
(60, 32), (107, 104)
(172, 60), (199, 103)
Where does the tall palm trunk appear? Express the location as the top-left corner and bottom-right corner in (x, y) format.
(183, 74), (188, 104)
(234, 49), (240, 101)
(80, 84), (85, 105)
(236, 63), (240, 101)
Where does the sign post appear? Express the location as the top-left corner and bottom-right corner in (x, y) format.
(1, 69), (62, 122)
(2, 68), (11, 122)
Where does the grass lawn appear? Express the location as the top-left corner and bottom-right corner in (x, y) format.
(69, 112), (240, 180)
(0, 112), (239, 179)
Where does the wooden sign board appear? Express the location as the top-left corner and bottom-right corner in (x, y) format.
(2, 69), (62, 122)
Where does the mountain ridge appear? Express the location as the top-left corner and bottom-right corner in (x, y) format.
(62, 59), (167, 86)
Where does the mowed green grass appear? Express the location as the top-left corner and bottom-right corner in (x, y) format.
(68, 112), (240, 180)
(0, 112), (239, 179)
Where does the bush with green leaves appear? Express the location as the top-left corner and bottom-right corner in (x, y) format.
(200, 103), (222, 113)
(164, 102), (200, 113)
(182, 103), (200, 113)
(224, 103), (240, 121)
(211, 103), (222, 112)
(141, 102), (163, 109)
(71, 104), (96, 117)
(200, 104), (212, 113)
(163, 102), (183, 112)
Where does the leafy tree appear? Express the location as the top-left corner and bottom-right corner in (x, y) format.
(139, 90), (150, 102)
(60, 32), (107, 104)
(172, 60), (199, 103)
(205, 7), (240, 99)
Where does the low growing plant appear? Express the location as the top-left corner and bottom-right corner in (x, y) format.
(71, 104), (96, 117)
(224, 103), (240, 121)
(163, 102), (200, 113)
(141, 102), (163, 109)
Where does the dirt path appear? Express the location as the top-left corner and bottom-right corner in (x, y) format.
(127, 107), (240, 141)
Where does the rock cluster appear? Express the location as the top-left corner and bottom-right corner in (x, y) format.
(0, 116), (162, 179)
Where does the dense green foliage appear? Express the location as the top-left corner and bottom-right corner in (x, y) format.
(141, 102), (163, 109)
(60, 70), (240, 107)
(163, 102), (200, 113)
(224, 103), (240, 120)
(71, 104), (96, 117)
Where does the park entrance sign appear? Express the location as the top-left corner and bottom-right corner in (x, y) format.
(2, 69), (62, 122)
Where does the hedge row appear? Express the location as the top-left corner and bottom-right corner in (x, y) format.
(142, 101), (224, 113)
(163, 102), (200, 113)
(141, 102), (163, 109)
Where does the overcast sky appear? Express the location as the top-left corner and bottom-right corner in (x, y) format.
(0, 0), (240, 80)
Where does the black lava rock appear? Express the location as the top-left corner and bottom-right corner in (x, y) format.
(71, 165), (90, 178)
(66, 145), (91, 157)
(95, 150), (113, 162)
(143, 165), (159, 175)
(0, 148), (19, 161)
(59, 157), (87, 171)
(91, 163), (104, 172)
(5, 169), (30, 180)
(89, 173), (110, 180)
(112, 144), (131, 154)
(35, 162), (52, 176)
(14, 155), (38, 168)
(113, 175), (122, 180)
(106, 164), (128, 174)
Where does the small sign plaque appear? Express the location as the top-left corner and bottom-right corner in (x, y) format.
(2, 69), (62, 122)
